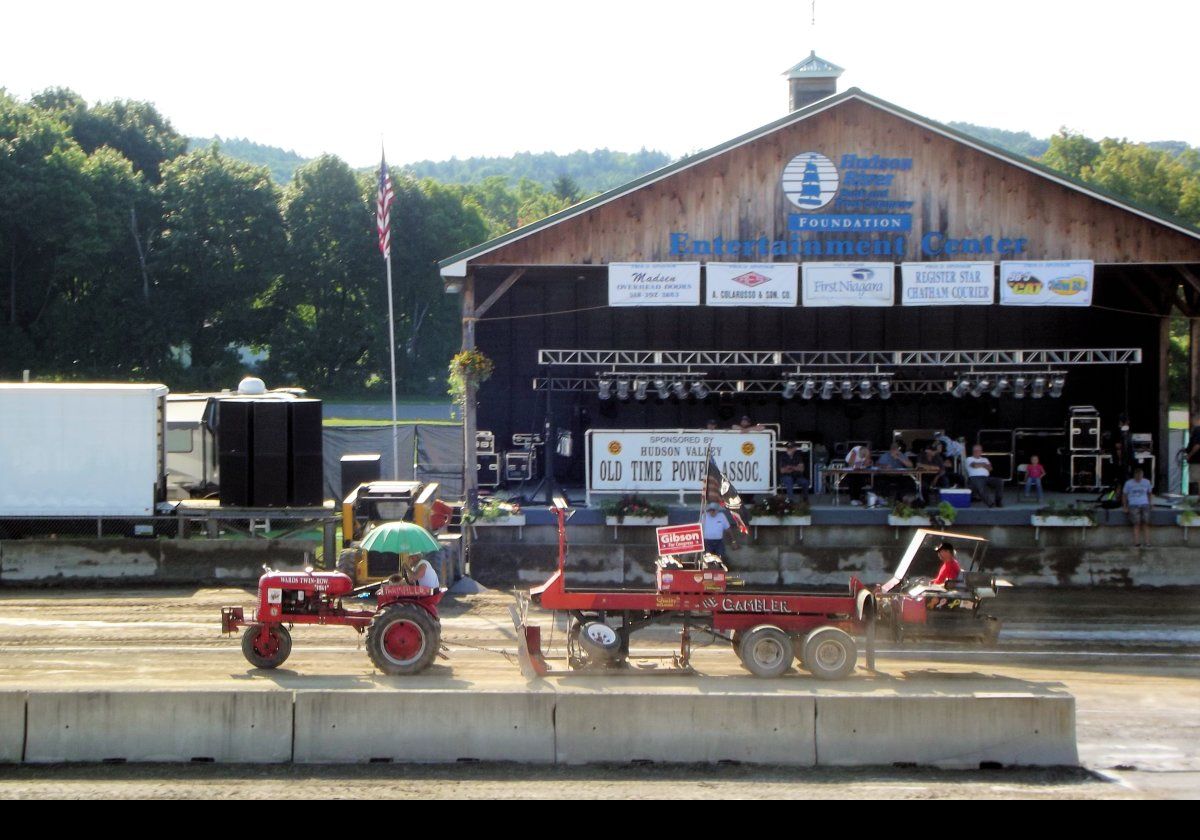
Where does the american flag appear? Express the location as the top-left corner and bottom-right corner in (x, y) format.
(376, 152), (394, 259)
(703, 452), (749, 534)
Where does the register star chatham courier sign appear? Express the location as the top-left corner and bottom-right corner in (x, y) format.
(587, 430), (775, 493)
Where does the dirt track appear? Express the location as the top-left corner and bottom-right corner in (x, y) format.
(0, 585), (1196, 798)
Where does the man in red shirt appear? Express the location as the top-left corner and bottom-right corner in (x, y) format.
(931, 541), (961, 586)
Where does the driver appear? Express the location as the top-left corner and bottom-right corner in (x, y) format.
(930, 541), (961, 587)
(404, 552), (441, 590)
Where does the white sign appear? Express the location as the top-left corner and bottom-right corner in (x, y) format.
(901, 262), (994, 306)
(802, 262), (894, 307)
(999, 260), (1094, 306)
(609, 262), (701, 306)
(705, 263), (798, 307)
(588, 430), (775, 493)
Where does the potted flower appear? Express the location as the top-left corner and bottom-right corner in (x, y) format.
(927, 501), (958, 529)
(447, 348), (495, 407)
(603, 495), (669, 526)
(465, 497), (525, 528)
(747, 495), (812, 527)
(1032, 502), (1096, 533)
(888, 500), (931, 528)
(1176, 497), (1198, 536)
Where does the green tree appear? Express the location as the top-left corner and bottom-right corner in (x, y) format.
(263, 155), (378, 391)
(153, 148), (285, 385)
(1040, 129), (1101, 180)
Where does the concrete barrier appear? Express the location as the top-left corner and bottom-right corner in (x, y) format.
(24, 691), (293, 763)
(293, 690), (556, 763)
(554, 692), (817, 765)
(0, 692), (26, 763)
(814, 694), (1078, 768)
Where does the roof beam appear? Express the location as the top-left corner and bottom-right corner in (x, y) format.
(473, 268), (526, 319)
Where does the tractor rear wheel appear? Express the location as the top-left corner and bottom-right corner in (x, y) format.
(738, 626), (794, 678)
(241, 624), (292, 669)
(367, 603), (440, 675)
(802, 627), (857, 680)
(336, 549), (360, 585)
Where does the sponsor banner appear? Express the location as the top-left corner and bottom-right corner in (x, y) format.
(588, 430), (775, 493)
(801, 262), (895, 307)
(656, 524), (705, 556)
(900, 262), (995, 306)
(705, 263), (798, 307)
(999, 260), (1094, 306)
(609, 262), (701, 306)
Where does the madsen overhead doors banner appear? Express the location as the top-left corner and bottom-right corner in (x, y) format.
(587, 430), (775, 496)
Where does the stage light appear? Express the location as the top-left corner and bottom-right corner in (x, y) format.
(820, 380), (835, 400)
(655, 379), (669, 400)
(672, 380), (687, 399)
(840, 380), (853, 399)
(859, 379), (872, 399)
(801, 379), (815, 400)
(1013, 376), (1026, 399)
(691, 381), (709, 399)
(970, 378), (989, 398)
(616, 379), (630, 400)
(781, 379), (798, 399)
(1049, 375), (1065, 398)
(597, 379), (613, 400)
(878, 380), (891, 400)
(633, 379), (648, 401)
(991, 378), (1008, 398)
(951, 378), (969, 398)
(1031, 376), (1046, 399)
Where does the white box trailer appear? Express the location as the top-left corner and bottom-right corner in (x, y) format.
(0, 383), (167, 517)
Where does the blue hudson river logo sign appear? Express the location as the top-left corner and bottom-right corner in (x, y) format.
(668, 151), (1029, 260)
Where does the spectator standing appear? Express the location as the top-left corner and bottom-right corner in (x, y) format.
(1122, 467), (1154, 548)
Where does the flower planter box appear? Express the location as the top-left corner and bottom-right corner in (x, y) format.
(1031, 515), (1094, 527)
(472, 514), (526, 527)
(605, 516), (669, 527)
(887, 515), (931, 527)
(1178, 515), (1197, 541)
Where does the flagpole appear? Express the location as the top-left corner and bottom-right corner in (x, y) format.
(384, 252), (400, 480)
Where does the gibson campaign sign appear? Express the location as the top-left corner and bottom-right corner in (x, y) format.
(705, 263), (798, 307)
(587, 430), (775, 493)
(609, 262), (701, 306)
(999, 260), (1094, 306)
(901, 262), (994, 305)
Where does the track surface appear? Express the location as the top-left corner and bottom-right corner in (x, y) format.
(0, 586), (1196, 799)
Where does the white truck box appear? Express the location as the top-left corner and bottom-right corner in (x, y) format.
(0, 383), (168, 516)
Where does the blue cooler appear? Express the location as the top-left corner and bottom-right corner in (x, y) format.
(940, 488), (972, 510)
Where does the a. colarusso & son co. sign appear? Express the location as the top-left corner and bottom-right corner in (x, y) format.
(586, 430), (776, 497)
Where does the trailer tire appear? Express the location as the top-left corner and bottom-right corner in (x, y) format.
(802, 627), (857, 680)
(367, 603), (440, 675)
(241, 624), (292, 669)
(577, 621), (622, 662)
(738, 626), (794, 678)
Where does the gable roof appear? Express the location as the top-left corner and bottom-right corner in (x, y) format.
(439, 87), (1200, 277)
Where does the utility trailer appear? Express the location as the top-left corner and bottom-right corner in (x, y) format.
(514, 499), (876, 679)
(514, 504), (1011, 680)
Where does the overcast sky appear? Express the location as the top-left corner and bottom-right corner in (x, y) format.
(3, 0), (1196, 167)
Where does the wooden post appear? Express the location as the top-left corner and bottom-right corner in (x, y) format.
(1191, 316), (1200, 433)
(1158, 315), (1172, 490)
(462, 273), (478, 507)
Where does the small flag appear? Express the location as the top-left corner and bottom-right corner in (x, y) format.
(376, 152), (394, 258)
(704, 454), (749, 534)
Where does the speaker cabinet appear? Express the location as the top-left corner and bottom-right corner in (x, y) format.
(341, 453), (382, 500)
(218, 454), (251, 507)
(217, 400), (251, 456)
(253, 455), (289, 507)
(253, 402), (289, 457)
(289, 400), (324, 506)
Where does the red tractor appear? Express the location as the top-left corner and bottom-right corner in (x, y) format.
(221, 568), (443, 675)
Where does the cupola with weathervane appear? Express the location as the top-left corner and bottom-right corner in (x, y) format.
(783, 51), (844, 112)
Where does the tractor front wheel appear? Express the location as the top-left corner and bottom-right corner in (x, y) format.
(367, 603), (440, 675)
(241, 624), (292, 669)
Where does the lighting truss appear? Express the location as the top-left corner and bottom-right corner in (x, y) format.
(539, 347), (1141, 369)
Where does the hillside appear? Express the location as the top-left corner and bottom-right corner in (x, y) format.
(188, 136), (312, 183)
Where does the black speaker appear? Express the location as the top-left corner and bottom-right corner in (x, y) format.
(253, 455), (289, 507)
(218, 400), (251, 456)
(340, 454), (382, 500)
(253, 402), (289, 457)
(289, 400), (324, 506)
(219, 454), (251, 507)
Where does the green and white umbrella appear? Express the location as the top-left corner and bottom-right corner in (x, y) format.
(359, 521), (440, 555)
